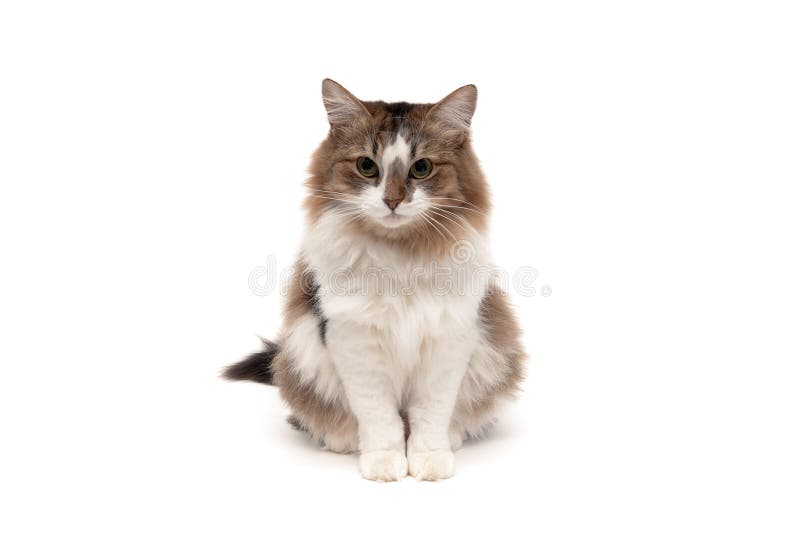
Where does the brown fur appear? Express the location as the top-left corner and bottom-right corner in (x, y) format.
(272, 262), (358, 452)
(305, 83), (490, 260)
(480, 287), (527, 393)
(226, 81), (526, 454)
(272, 354), (358, 453)
(454, 287), (527, 434)
(283, 261), (321, 326)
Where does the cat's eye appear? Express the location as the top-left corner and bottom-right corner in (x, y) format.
(409, 158), (433, 180)
(356, 157), (378, 178)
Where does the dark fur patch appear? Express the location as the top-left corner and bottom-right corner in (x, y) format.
(287, 414), (305, 431)
(286, 264), (328, 345)
(308, 280), (328, 344)
(385, 101), (413, 124)
(222, 340), (279, 385)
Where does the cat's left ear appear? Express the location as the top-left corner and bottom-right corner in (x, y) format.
(429, 84), (478, 133)
(321, 79), (370, 128)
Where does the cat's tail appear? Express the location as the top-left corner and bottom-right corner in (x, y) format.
(222, 339), (279, 385)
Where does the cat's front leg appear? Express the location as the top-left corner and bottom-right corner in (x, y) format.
(328, 326), (407, 482)
(406, 346), (472, 481)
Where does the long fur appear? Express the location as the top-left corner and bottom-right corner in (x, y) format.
(223, 340), (278, 385)
(225, 80), (527, 481)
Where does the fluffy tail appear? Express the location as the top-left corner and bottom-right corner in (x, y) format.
(222, 339), (279, 385)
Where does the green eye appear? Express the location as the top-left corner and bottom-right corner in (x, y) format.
(409, 158), (433, 179)
(356, 157), (378, 178)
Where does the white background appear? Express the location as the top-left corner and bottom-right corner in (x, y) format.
(1, 1), (799, 532)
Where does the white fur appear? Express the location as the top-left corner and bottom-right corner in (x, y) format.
(380, 134), (410, 171)
(357, 134), (433, 228)
(408, 449), (455, 481)
(359, 449), (408, 482)
(288, 210), (506, 480)
(360, 184), (432, 228)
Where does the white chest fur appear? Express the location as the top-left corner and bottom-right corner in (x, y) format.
(301, 212), (490, 379)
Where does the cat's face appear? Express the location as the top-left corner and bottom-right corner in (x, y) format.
(305, 80), (489, 255)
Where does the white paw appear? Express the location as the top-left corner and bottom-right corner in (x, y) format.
(407, 449), (455, 481)
(359, 449), (408, 482)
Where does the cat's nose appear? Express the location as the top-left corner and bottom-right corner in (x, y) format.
(383, 198), (402, 211)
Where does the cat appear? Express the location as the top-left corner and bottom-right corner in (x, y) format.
(224, 80), (526, 481)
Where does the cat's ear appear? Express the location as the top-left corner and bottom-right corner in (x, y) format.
(429, 84), (478, 133)
(321, 79), (370, 128)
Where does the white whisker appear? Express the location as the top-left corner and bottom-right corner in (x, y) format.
(308, 194), (362, 206)
(306, 187), (359, 199)
(426, 206), (472, 234)
(426, 197), (489, 215)
(420, 212), (448, 243)
(423, 211), (459, 244)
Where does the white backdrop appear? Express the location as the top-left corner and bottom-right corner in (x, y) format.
(1, 1), (799, 532)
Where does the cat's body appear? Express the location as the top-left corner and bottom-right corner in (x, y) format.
(226, 80), (526, 481)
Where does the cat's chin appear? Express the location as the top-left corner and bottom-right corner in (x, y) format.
(372, 212), (416, 229)
(362, 216), (425, 241)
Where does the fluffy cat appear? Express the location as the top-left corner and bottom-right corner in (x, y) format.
(225, 80), (526, 481)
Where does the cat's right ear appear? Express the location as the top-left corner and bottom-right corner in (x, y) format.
(321, 79), (370, 128)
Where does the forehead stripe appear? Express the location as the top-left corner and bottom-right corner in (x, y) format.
(381, 134), (410, 171)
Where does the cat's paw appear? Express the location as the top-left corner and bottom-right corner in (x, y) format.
(359, 449), (408, 482)
(407, 449), (455, 481)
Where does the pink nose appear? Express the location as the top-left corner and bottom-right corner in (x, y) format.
(384, 198), (401, 210)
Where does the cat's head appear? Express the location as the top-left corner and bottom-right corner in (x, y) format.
(306, 80), (489, 255)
